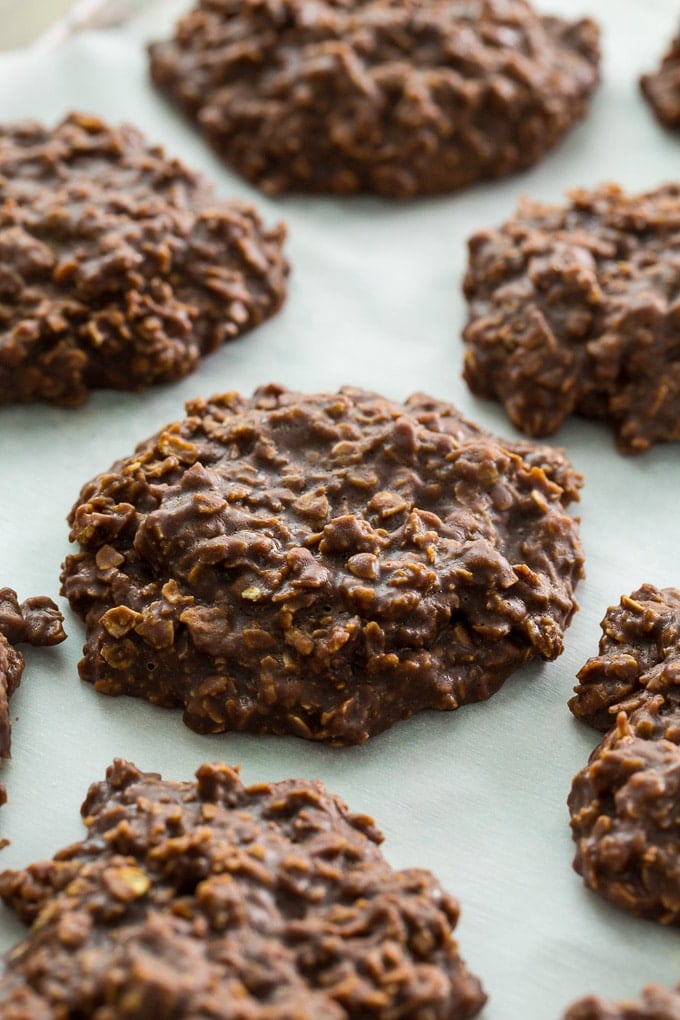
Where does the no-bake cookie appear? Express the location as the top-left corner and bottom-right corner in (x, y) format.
(61, 385), (584, 745)
(564, 982), (680, 1020)
(148, 0), (600, 198)
(0, 758), (486, 1019)
(568, 717), (680, 925)
(568, 586), (680, 925)
(463, 184), (680, 453)
(641, 28), (680, 129)
(0, 112), (287, 406)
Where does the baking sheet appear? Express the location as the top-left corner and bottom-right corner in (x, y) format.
(0, 1), (679, 1015)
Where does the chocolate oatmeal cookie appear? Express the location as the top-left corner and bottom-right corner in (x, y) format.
(568, 586), (680, 925)
(0, 112), (287, 406)
(641, 28), (680, 129)
(568, 720), (680, 925)
(564, 982), (680, 1020)
(462, 184), (680, 453)
(0, 758), (486, 1019)
(61, 385), (584, 745)
(148, 0), (600, 198)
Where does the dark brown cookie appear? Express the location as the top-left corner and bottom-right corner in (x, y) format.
(568, 586), (680, 925)
(0, 112), (287, 406)
(641, 29), (680, 129)
(0, 588), (66, 761)
(148, 0), (600, 198)
(61, 385), (583, 745)
(0, 758), (486, 1019)
(564, 982), (680, 1020)
(462, 184), (680, 453)
(569, 585), (680, 733)
(569, 722), (680, 926)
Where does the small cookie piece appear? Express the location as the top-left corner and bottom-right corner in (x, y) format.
(0, 112), (287, 406)
(569, 585), (680, 732)
(463, 184), (680, 452)
(0, 758), (487, 1019)
(641, 29), (680, 129)
(0, 588), (66, 761)
(569, 719), (680, 925)
(61, 385), (583, 745)
(564, 982), (680, 1020)
(148, 0), (600, 198)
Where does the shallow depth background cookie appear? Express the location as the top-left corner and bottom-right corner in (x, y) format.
(0, 112), (287, 406)
(462, 184), (680, 453)
(61, 384), (584, 745)
(563, 982), (680, 1020)
(0, 758), (486, 1019)
(148, 0), (600, 198)
(641, 26), (680, 129)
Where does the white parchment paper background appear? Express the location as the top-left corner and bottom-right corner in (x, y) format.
(0, 1), (679, 1016)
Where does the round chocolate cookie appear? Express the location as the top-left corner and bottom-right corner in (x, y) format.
(61, 385), (583, 745)
(462, 184), (680, 453)
(0, 758), (487, 1019)
(568, 725), (680, 926)
(0, 112), (287, 406)
(148, 0), (600, 198)
(641, 28), (680, 130)
(564, 982), (680, 1020)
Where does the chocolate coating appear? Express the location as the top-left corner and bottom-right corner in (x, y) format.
(0, 758), (486, 1019)
(148, 0), (600, 198)
(61, 385), (583, 745)
(0, 112), (287, 406)
(463, 184), (680, 453)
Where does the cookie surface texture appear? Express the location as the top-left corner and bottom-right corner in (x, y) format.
(148, 0), (600, 198)
(61, 385), (584, 745)
(0, 112), (287, 406)
(463, 184), (680, 452)
(0, 758), (487, 1019)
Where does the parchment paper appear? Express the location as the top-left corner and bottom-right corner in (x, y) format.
(0, 2), (679, 1016)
